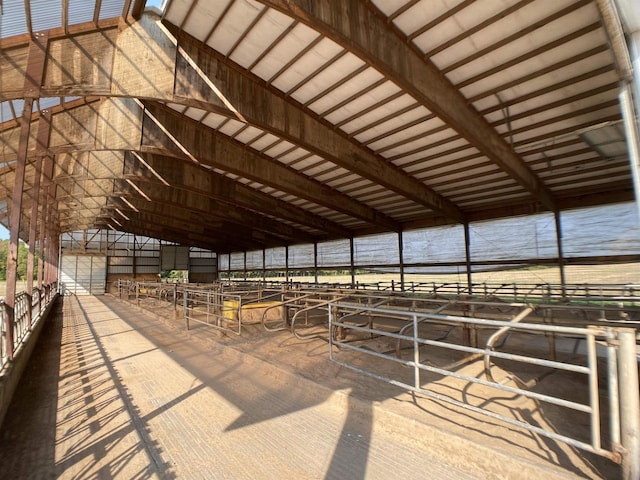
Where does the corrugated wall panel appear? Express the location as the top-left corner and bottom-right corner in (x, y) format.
(317, 239), (350, 267)
(245, 250), (263, 270)
(288, 244), (314, 269)
(265, 247), (286, 269)
(230, 252), (244, 270)
(60, 255), (107, 295)
(354, 233), (398, 266)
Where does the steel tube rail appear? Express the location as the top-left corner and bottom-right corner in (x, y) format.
(618, 328), (640, 479)
(606, 329), (621, 452)
(335, 303), (609, 336)
(328, 301), (634, 465)
(587, 332), (602, 450)
(331, 319), (593, 412)
(183, 288), (242, 335)
(327, 354), (618, 461)
(484, 306), (534, 383)
(290, 296), (348, 339)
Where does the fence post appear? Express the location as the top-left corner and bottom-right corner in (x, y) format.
(173, 283), (178, 311)
(26, 293), (33, 330)
(618, 328), (640, 480)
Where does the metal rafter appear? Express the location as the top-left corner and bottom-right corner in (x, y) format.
(254, 0), (556, 211)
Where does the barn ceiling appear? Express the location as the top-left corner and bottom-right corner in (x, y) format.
(0, 0), (636, 253)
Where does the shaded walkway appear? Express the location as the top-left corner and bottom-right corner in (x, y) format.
(0, 295), (478, 479)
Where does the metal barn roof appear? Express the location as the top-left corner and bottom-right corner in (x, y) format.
(0, 0), (637, 253)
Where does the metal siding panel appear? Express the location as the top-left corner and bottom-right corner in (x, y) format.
(90, 256), (107, 294)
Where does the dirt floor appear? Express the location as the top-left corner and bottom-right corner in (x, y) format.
(134, 294), (625, 479)
(288, 263), (640, 286)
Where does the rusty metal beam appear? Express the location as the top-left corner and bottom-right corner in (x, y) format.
(256, 0), (557, 212)
(96, 208), (271, 251)
(5, 98), (33, 360)
(127, 152), (350, 237)
(172, 30), (465, 223)
(1, 16), (464, 223)
(142, 101), (400, 230)
(38, 155), (54, 290)
(110, 178), (319, 243)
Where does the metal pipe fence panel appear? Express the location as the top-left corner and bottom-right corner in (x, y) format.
(183, 289), (242, 336)
(328, 301), (638, 470)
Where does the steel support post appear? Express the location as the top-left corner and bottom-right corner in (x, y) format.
(620, 82), (640, 224)
(554, 212), (567, 298)
(628, 29), (640, 224)
(285, 245), (289, 284)
(398, 231), (405, 292)
(215, 253), (220, 281)
(262, 248), (266, 283)
(25, 155), (43, 329)
(313, 242), (318, 284)
(349, 237), (355, 288)
(464, 223), (473, 296)
(4, 98), (34, 360)
(243, 250), (247, 281)
(618, 328), (640, 480)
(38, 156), (53, 290)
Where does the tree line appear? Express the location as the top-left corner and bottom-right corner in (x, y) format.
(0, 239), (38, 281)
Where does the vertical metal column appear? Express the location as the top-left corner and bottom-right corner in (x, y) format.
(27, 107), (50, 311)
(262, 248), (266, 283)
(37, 165), (47, 290)
(464, 223), (473, 295)
(349, 237), (355, 288)
(4, 98), (34, 360)
(285, 245), (289, 283)
(620, 82), (640, 223)
(618, 328), (640, 480)
(627, 26), (640, 224)
(243, 250), (247, 281)
(398, 231), (405, 292)
(313, 242), (318, 284)
(554, 212), (567, 298)
(25, 156), (43, 328)
(215, 253), (220, 281)
(132, 235), (137, 279)
(43, 161), (57, 287)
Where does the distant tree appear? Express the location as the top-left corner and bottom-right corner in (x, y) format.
(0, 239), (38, 281)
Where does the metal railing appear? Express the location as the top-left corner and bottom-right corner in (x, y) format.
(328, 301), (640, 476)
(1, 283), (58, 373)
(183, 288), (243, 335)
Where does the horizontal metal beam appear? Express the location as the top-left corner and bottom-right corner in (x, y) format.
(256, 0), (557, 212)
(1, 14), (463, 222)
(126, 151), (351, 237)
(109, 178), (317, 243)
(142, 101), (400, 230)
(171, 29), (465, 223)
